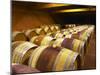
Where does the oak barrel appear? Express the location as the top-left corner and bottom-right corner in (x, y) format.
(30, 35), (53, 46)
(25, 29), (37, 40)
(12, 31), (27, 41)
(29, 46), (81, 72)
(12, 42), (37, 65)
(35, 28), (46, 35)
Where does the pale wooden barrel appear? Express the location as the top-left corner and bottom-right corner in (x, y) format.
(54, 26), (59, 31)
(71, 30), (90, 53)
(49, 25), (55, 31)
(35, 28), (46, 35)
(12, 42), (37, 65)
(71, 29), (89, 41)
(52, 38), (85, 66)
(43, 26), (51, 34)
(46, 30), (61, 38)
(29, 46), (81, 72)
(30, 35), (53, 46)
(65, 25), (69, 29)
(25, 29), (37, 40)
(54, 32), (64, 39)
(53, 38), (85, 56)
(12, 31), (27, 41)
(61, 30), (70, 35)
(49, 25), (57, 33)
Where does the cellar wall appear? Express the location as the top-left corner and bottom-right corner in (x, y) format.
(12, 5), (55, 31)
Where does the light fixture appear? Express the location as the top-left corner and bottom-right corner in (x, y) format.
(56, 8), (96, 13)
(40, 4), (71, 8)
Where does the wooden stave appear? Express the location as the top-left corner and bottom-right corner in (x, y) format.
(12, 41), (25, 52)
(53, 48), (80, 71)
(36, 46), (61, 72)
(12, 41), (28, 63)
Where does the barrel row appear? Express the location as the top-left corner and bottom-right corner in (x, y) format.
(29, 25), (94, 66)
(12, 25), (95, 73)
(30, 35), (85, 66)
(12, 25), (95, 62)
(12, 25), (91, 42)
(48, 25), (90, 39)
(29, 25), (94, 51)
(12, 25), (60, 41)
(12, 25), (94, 58)
(65, 24), (76, 28)
(12, 41), (81, 72)
(47, 25), (94, 52)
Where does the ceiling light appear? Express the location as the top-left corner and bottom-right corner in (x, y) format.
(56, 8), (95, 13)
(41, 4), (71, 8)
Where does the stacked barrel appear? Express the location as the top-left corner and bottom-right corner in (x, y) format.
(12, 24), (95, 74)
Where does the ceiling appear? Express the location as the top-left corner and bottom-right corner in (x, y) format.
(12, 1), (96, 25)
(12, 1), (96, 13)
